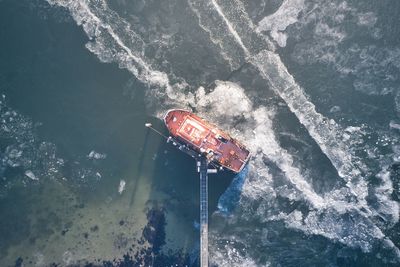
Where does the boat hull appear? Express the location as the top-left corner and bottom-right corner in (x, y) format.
(164, 109), (250, 173)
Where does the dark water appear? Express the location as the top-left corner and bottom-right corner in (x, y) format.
(1, 0), (400, 266)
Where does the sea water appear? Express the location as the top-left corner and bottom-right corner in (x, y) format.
(1, 0), (399, 266)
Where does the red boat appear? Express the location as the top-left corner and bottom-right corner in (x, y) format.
(164, 109), (250, 173)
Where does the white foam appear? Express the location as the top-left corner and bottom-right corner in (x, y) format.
(329, 105), (341, 113)
(257, 0), (305, 47)
(270, 30), (288, 48)
(189, 2), (400, 258)
(188, 0), (273, 69)
(389, 121), (400, 131)
(286, 208), (384, 252)
(47, 0), (193, 107)
(62, 250), (74, 265)
(210, 0), (250, 57)
(87, 150), (107, 160)
(188, 0), (246, 69)
(195, 81), (252, 120)
(118, 179), (126, 194)
(195, 81), (325, 209)
(250, 107), (326, 208)
(289, 1), (352, 66)
(357, 12), (377, 27)
(252, 51), (365, 189)
(189, 0), (367, 199)
(373, 169), (399, 226)
(289, 2), (400, 100)
(25, 170), (39, 181)
(188, 2), (369, 207)
(46, 0), (400, 261)
(240, 155), (275, 202)
(396, 93), (400, 114)
(211, 244), (260, 267)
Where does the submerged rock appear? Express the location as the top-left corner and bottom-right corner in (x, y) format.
(142, 206), (166, 254)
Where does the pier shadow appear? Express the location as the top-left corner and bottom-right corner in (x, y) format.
(129, 128), (150, 207)
(128, 115), (164, 207)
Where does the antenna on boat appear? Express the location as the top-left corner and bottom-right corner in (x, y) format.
(145, 123), (169, 139)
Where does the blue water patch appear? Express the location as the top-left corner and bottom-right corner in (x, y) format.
(217, 165), (249, 215)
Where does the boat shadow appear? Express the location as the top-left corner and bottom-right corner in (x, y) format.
(146, 122), (236, 262)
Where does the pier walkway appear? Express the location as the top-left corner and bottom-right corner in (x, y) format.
(199, 157), (209, 267)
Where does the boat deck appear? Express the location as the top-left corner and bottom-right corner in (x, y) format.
(164, 109), (250, 173)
